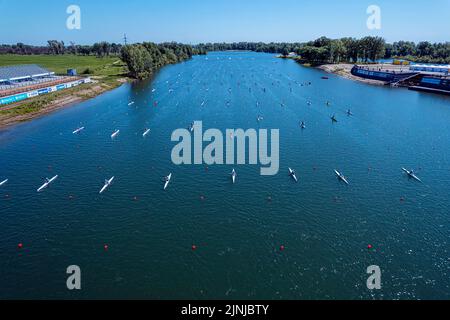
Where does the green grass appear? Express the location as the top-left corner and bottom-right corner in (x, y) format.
(0, 54), (128, 81)
(0, 55), (130, 118)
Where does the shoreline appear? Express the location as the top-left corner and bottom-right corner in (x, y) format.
(278, 56), (391, 86)
(316, 64), (387, 86)
(0, 77), (128, 130)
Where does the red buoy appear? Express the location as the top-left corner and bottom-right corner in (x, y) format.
(368, 244), (373, 250)
(280, 245), (285, 251)
(18, 243), (23, 249)
(192, 245), (197, 251)
(104, 244), (109, 251)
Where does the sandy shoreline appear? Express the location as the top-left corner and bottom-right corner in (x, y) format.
(316, 64), (387, 86)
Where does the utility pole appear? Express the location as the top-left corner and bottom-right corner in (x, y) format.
(123, 34), (128, 46)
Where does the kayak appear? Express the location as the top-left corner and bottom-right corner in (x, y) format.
(111, 130), (120, 139)
(37, 175), (58, 192)
(402, 168), (422, 182)
(289, 168), (298, 182)
(72, 127), (85, 134)
(164, 173), (172, 190)
(231, 169), (237, 184)
(334, 170), (349, 185)
(128, 101), (135, 106)
(0, 179), (8, 187)
(143, 129), (151, 137)
(99, 177), (115, 194)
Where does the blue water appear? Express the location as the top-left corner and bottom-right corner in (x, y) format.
(1, 52), (450, 300)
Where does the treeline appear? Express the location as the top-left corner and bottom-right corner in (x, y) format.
(296, 36), (386, 64)
(385, 41), (450, 64)
(195, 38), (386, 63)
(195, 37), (450, 64)
(195, 42), (302, 54)
(121, 42), (196, 79)
(2, 38), (449, 68)
(0, 41), (123, 57)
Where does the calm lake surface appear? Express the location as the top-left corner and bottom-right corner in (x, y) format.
(1, 51), (450, 299)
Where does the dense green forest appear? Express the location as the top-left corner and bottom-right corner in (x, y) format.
(121, 42), (197, 79)
(194, 37), (450, 64)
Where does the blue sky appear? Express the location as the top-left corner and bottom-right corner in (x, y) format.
(0, 0), (449, 45)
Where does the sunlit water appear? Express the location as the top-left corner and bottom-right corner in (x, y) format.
(1, 52), (450, 299)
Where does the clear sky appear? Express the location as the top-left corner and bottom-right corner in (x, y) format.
(0, 0), (449, 45)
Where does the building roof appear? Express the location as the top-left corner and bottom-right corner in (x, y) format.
(0, 64), (54, 82)
(410, 64), (450, 69)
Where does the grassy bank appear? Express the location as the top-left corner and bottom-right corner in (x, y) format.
(0, 54), (127, 82)
(0, 54), (130, 127)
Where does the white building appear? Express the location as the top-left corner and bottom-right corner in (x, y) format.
(409, 64), (450, 74)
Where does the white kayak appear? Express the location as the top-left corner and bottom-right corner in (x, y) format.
(0, 179), (8, 187)
(111, 130), (120, 139)
(99, 177), (115, 194)
(402, 168), (422, 182)
(289, 168), (298, 182)
(164, 173), (172, 190)
(72, 127), (85, 134)
(37, 175), (58, 192)
(334, 170), (349, 185)
(231, 169), (237, 184)
(143, 129), (151, 137)
(128, 101), (135, 106)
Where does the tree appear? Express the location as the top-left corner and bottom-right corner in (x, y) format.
(416, 41), (434, 57)
(329, 40), (347, 63)
(47, 40), (65, 55)
(121, 42), (195, 79)
(341, 38), (360, 62)
(121, 44), (153, 79)
(393, 41), (416, 57)
(281, 47), (290, 57)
